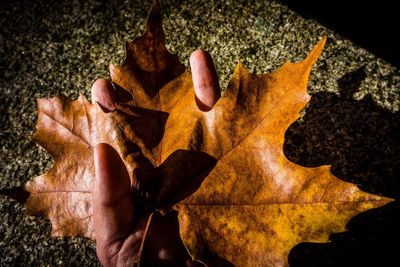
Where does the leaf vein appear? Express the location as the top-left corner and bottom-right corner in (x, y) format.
(42, 111), (91, 147)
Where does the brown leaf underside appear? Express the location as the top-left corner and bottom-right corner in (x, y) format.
(27, 95), (96, 237)
(10, 1), (391, 266)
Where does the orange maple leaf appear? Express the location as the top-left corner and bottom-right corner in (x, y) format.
(2, 1), (391, 266)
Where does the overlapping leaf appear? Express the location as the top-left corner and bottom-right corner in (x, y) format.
(2, 1), (391, 266)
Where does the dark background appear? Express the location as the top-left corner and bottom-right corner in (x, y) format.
(280, 3), (399, 266)
(281, 0), (399, 68)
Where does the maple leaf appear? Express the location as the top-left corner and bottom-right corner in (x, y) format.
(1, 1), (392, 266)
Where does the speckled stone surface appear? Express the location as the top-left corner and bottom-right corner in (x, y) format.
(1, 0), (399, 266)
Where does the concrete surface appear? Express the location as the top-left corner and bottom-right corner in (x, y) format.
(0, 0), (399, 266)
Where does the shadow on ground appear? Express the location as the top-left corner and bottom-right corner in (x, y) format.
(284, 67), (399, 266)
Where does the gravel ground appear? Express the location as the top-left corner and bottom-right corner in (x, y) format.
(0, 0), (399, 266)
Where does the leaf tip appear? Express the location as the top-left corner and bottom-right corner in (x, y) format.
(150, 0), (161, 13)
(234, 61), (249, 75)
(323, 164), (394, 206)
(303, 36), (327, 67)
(36, 97), (47, 109)
(147, 0), (162, 28)
(78, 93), (88, 103)
(109, 62), (119, 80)
(365, 191), (394, 206)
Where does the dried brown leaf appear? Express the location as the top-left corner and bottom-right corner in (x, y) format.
(3, 1), (392, 266)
